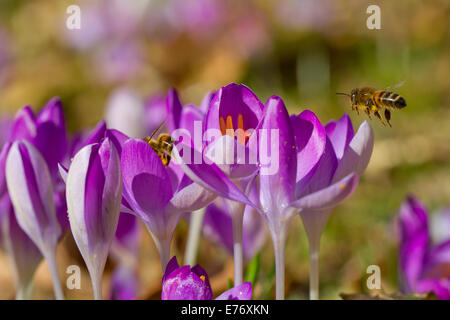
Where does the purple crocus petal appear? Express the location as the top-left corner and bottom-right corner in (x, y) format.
(421, 240), (450, 279)
(205, 83), (264, 133)
(325, 113), (354, 160)
(215, 282), (252, 300)
(11, 106), (36, 141)
(171, 143), (257, 210)
(121, 139), (173, 223)
(105, 128), (129, 156)
(81, 121), (108, 149)
(0, 117), (12, 146)
(58, 163), (68, 184)
(200, 91), (215, 114)
(259, 96), (297, 214)
(399, 196), (429, 243)
(166, 88), (183, 134)
(291, 110), (326, 192)
(0, 204), (43, 296)
(54, 189), (69, 238)
(114, 212), (139, 252)
(296, 137), (338, 198)
(179, 104), (204, 139)
(0, 142), (12, 198)
(290, 173), (359, 211)
(416, 278), (450, 300)
(5, 140), (60, 252)
(399, 232), (428, 293)
(163, 256), (180, 283)
(161, 265), (213, 300)
(166, 180), (217, 215)
(145, 94), (167, 135)
(203, 201), (234, 253)
(109, 265), (139, 300)
(332, 121), (374, 183)
(66, 139), (122, 283)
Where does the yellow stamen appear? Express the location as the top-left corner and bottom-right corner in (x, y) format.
(238, 114), (244, 130)
(219, 117), (226, 135)
(200, 275), (206, 282)
(226, 115), (234, 137)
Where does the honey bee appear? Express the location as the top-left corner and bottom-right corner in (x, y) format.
(337, 87), (407, 127)
(143, 121), (174, 167)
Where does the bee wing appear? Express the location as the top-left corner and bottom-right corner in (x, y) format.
(385, 80), (406, 91)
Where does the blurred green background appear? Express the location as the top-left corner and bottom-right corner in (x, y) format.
(0, 0), (449, 299)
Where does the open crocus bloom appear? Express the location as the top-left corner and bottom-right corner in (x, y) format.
(121, 138), (216, 270)
(399, 196), (450, 300)
(161, 256), (252, 300)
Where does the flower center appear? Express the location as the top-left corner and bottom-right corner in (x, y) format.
(200, 275), (206, 282)
(219, 114), (248, 145)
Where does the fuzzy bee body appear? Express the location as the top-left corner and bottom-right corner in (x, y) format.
(144, 133), (174, 167)
(338, 87), (407, 127)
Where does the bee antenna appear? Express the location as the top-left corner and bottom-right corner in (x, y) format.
(148, 120), (166, 140)
(336, 92), (350, 97)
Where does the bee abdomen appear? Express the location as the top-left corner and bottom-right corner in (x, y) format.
(375, 91), (407, 109)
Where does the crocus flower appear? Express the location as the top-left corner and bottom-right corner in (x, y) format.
(120, 137), (216, 270)
(11, 98), (68, 181)
(399, 196), (450, 300)
(161, 256), (252, 300)
(173, 83), (265, 285)
(66, 138), (123, 300)
(292, 112), (374, 299)
(120, 89), (216, 271)
(5, 140), (65, 299)
(0, 197), (43, 299)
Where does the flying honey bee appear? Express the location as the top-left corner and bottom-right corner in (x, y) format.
(143, 121), (174, 167)
(337, 87), (407, 127)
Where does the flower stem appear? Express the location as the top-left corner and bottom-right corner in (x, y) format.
(44, 250), (64, 300)
(184, 208), (206, 266)
(231, 202), (245, 286)
(91, 274), (103, 300)
(308, 236), (320, 300)
(300, 210), (331, 300)
(15, 281), (33, 300)
(272, 235), (286, 300)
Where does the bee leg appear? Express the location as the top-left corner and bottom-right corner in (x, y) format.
(373, 110), (386, 126)
(384, 109), (392, 127)
(364, 107), (371, 119)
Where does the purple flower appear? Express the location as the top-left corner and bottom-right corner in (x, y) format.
(399, 196), (450, 300)
(171, 84), (265, 285)
(5, 140), (65, 299)
(11, 99), (68, 181)
(0, 196), (43, 299)
(66, 138), (123, 300)
(109, 264), (139, 300)
(120, 138), (216, 270)
(161, 256), (252, 300)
